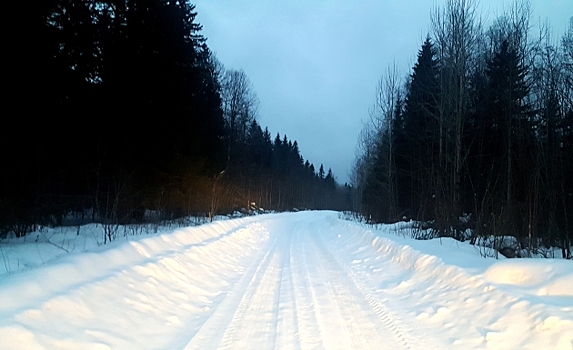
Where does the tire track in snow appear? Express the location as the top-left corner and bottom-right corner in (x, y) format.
(185, 213), (437, 349)
(217, 240), (283, 350)
(302, 224), (404, 350)
(274, 226), (302, 349)
(290, 227), (331, 349)
(183, 224), (282, 349)
(299, 228), (358, 349)
(311, 226), (441, 350)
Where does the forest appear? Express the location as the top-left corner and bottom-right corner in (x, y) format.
(3, 0), (571, 259)
(353, 1), (572, 258)
(1, 0), (350, 240)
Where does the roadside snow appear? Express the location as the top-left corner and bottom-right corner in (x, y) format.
(329, 216), (573, 349)
(0, 211), (571, 349)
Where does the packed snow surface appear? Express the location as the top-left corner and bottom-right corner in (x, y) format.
(0, 211), (571, 349)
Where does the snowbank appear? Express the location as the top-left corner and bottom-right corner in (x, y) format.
(0, 215), (275, 349)
(327, 215), (573, 349)
(0, 211), (571, 349)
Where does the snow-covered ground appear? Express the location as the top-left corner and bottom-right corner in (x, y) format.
(0, 211), (571, 349)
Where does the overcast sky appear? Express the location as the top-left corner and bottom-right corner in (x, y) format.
(193, 0), (572, 184)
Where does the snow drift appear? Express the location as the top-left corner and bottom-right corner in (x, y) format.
(0, 211), (571, 349)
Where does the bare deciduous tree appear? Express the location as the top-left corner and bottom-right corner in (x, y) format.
(431, 0), (482, 236)
(220, 68), (259, 159)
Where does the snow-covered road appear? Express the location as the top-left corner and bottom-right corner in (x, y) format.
(185, 215), (432, 349)
(1, 211), (572, 349)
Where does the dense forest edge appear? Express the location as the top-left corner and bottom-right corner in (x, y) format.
(3, 0), (572, 260)
(352, 1), (572, 258)
(2, 0), (351, 241)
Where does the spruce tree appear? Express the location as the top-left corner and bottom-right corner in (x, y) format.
(482, 38), (530, 238)
(400, 37), (440, 220)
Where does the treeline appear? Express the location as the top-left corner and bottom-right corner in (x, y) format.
(215, 67), (349, 214)
(1, 0), (348, 238)
(353, 1), (572, 258)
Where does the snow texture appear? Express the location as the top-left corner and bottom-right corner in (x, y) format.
(0, 211), (571, 349)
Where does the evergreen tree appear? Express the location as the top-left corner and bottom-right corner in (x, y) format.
(400, 37), (440, 220)
(2, 0), (227, 235)
(483, 39), (531, 237)
(318, 164), (325, 179)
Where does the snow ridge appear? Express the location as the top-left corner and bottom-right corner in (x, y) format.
(327, 216), (573, 349)
(0, 211), (571, 349)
